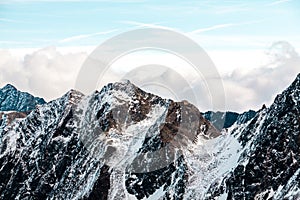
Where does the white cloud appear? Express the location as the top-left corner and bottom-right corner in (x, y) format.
(59, 29), (118, 43)
(0, 47), (88, 101)
(268, 0), (292, 6)
(222, 41), (300, 111)
(0, 41), (299, 112)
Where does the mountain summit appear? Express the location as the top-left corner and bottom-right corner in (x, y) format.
(0, 80), (219, 199)
(0, 84), (46, 112)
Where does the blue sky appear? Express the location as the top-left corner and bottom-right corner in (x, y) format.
(1, 0), (299, 49)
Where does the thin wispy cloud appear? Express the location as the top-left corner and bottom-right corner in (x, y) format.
(0, 18), (25, 23)
(268, 0), (292, 6)
(1, 0), (299, 49)
(120, 20), (173, 30)
(189, 24), (235, 34)
(189, 20), (263, 34)
(59, 29), (118, 43)
(214, 4), (250, 14)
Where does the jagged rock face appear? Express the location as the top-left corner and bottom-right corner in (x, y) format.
(0, 89), (85, 199)
(235, 110), (257, 125)
(2, 73), (300, 200)
(0, 81), (219, 200)
(0, 84), (46, 112)
(204, 74), (300, 199)
(202, 110), (256, 131)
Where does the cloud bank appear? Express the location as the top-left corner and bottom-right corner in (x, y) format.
(0, 41), (299, 112)
(222, 41), (300, 111)
(0, 47), (88, 100)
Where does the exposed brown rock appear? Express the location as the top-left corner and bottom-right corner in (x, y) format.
(0, 111), (28, 125)
(160, 100), (220, 149)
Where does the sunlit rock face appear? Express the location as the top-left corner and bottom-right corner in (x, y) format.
(0, 81), (219, 200)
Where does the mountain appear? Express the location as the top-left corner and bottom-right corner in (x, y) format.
(203, 74), (300, 199)
(0, 73), (300, 199)
(202, 110), (257, 131)
(0, 84), (46, 112)
(0, 81), (219, 199)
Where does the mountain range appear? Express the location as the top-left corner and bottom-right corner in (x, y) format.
(0, 74), (299, 199)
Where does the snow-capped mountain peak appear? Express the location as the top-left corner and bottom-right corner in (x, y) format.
(0, 80), (220, 200)
(0, 84), (46, 112)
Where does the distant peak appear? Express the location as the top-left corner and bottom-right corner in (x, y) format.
(2, 84), (17, 91)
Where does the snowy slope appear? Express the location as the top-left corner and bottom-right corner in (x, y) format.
(204, 74), (300, 199)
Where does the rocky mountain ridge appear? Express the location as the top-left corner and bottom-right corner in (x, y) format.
(0, 84), (45, 112)
(202, 110), (257, 131)
(204, 74), (300, 199)
(0, 74), (300, 199)
(0, 81), (219, 199)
